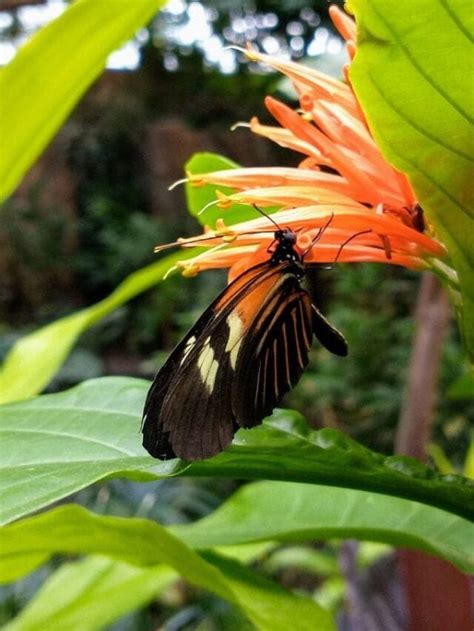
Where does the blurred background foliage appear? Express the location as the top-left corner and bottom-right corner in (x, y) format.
(0, 0), (472, 629)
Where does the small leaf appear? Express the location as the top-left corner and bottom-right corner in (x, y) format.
(0, 250), (196, 404)
(349, 0), (474, 359)
(173, 481), (474, 574)
(0, 0), (165, 203)
(185, 152), (263, 228)
(2, 557), (177, 631)
(447, 372), (474, 400)
(1, 377), (473, 526)
(0, 506), (335, 631)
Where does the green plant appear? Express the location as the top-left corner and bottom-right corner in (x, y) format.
(0, 1), (472, 629)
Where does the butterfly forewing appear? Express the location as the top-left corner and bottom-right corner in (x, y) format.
(142, 262), (291, 460)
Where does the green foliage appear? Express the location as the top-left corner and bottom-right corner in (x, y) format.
(2, 557), (177, 631)
(1, 377), (473, 526)
(0, 250), (199, 404)
(349, 0), (474, 360)
(1, 1), (473, 628)
(185, 152), (263, 228)
(0, 506), (335, 631)
(172, 481), (474, 573)
(0, 0), (166, 204)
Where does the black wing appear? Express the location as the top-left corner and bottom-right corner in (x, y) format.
(142, 262), (285, 460)
(143, 263), (348, 461)
(312, 305), (348, 357)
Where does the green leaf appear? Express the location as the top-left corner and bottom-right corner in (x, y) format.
(0, 250), (197, 404)
(185, 152), (264, 228)
(448, 371), (474, 400)
(0, 0), (165, 203)
(0, 506), (335, 631)
(0, 377), (182, 526)
(2, 557), (177, 631)
(1, 377), (473, 526)
(348, 0), (474, 359)
(464, 435), (474, 479)
(173, 481), (474, 574)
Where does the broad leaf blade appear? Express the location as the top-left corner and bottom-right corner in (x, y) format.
(0, 506), (335, 631)
(0, 378), (182, 526)
(2, 557), (178, 631)
(349, 0), (474, 358)
(0, 0), (165, 203)
(0, 250), (196, 404)
(0, 377), (472, 526)
(185, 152), (262, 228)
(173, 481), (474, 574)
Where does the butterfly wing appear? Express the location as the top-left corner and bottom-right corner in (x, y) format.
(143, 261), (348, 461)
(142, 262), (287, 460)
(231, 273), (315, 427)
(312, 305), (348, 357)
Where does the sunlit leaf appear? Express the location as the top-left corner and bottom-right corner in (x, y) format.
(0, 250), (197, 404)
(173, 480), (474, 574)
(185, 152), (265, 228)
(2, 557), (177, 631)
(0, 506), (335, 631)
(349, 0), (474, 359)
(1, 377), (472, 527)
(0, 0), (165, 203)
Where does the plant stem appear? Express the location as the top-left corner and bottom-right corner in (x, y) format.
(395, 272), (473, 631)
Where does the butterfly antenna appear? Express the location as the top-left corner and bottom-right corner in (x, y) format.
(334, 229), (372, 262)
(301, 213), (335, 258)
(252, 204), (282, 231)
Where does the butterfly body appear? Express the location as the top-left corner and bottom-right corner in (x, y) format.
(142, 226), (347, 461)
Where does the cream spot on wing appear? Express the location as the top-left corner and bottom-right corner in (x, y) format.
(204, 357), (219, 392)
(180, 335), (196, 365)
(198, 337), (219, 392)
(225, 311), (244, 369)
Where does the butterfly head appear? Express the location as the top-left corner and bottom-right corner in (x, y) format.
(271, 227), (302, 267)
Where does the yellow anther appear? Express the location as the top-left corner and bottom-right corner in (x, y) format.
(186, 170), (205, 187)
(179, 262), (200, 278)
(216, 190), (233, 209)
(244, 43), (259, 62)
(222, 234), (237, 243)
(215, 218), (226, 231)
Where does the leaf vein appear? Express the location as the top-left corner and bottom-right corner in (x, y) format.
(366, 0), (474, 125)
(0, 428), (135, 456)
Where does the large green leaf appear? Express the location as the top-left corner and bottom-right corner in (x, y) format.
(2, 557), (178, 631)
(173, 481), (474, 574)
(185, 152), (278, 228)
(349, 0), (474, 359)
(0, 377), (182, 526)
(0, 506), (334, 631)
(0, 250), (197, 404)
(0, 0), (165, 203)
(1, 377), (473, 527)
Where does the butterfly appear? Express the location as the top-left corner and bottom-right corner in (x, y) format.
(142, 217), (348, 461)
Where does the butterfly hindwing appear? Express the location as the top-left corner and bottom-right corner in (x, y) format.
(232, 273), (314, 427)
(312, 305), (348, 357)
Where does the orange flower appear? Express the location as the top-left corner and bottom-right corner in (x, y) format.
(164, 5), (449, 284)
